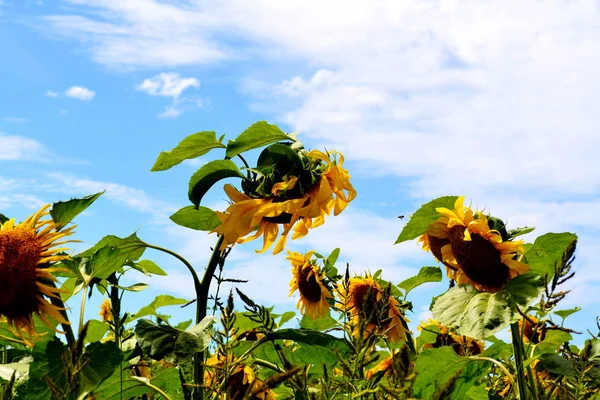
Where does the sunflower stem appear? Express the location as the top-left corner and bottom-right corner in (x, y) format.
(194, 234), (226, 400)
(78, 284), (88, 336)
(511, 322), (529, 399)
(48, 282), (75, 347)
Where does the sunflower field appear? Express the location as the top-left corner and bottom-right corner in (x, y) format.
(0, 121), (599, 400)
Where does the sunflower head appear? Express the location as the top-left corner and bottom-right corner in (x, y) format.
(0, 205), (75, 341)
(99, 299), (113, 323)
(418, 319), (484, 356)
(288, 251), (334, 319)
(519, 316), (546, 344)
(419, 196), (529, 292)
(213, 144), (355, 255)
(338, 276), (410, 343)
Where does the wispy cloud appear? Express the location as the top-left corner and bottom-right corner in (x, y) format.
(45, 90), (60, 98)
(0, 132), (45, 161)
(137, 72), (204, 118)
(1, 117), (27, 123)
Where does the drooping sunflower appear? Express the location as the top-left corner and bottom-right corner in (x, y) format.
(338, 276), (410, 343)
(205, 355), (276, 400)
(212, 147), (356, 255)
(0, 205), (75, 340)
(419, 196), (529, 292)
(519, 315), (546, 344)
(418, 319), (484, 356)
(287, 251), (334, 319)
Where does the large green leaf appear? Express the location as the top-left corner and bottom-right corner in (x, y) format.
(50, 192), (103, 230)
(84, 319), (109, 344)
(170, 205), (221, 231)
(90, 362), (150, 399)
(77, 233), (146, 260)
(151, 131), (225, 171)
(21, 337), (67, 400)
(525, 232), (577, 279)
(132, 295), (189, 321)
(188, 159), (245, 207)
(413, 347), (491, 399)
(267, 329), (351, 358)
(79, 341), (123, 395)
(538, 353), (576, 377)
(432, 274), (545, 339)
(226, 121), (291, 159)
(537, 330), (573, 354)
(300, 313), (337, 331)
(554, 307), (581, 321)
(398, 266), (442, 296)
(131, 259), (167, 276)
(135, 317), (215, 363)
(395, 196), (459, 244)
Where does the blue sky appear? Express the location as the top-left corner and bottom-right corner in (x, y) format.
(1, 0), (599, 342)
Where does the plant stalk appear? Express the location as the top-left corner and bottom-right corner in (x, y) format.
(511, 322), (529, 400)
(48, 282), (75, 347)
(193, 235), (226, 400)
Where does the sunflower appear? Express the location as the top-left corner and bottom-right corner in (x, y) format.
(99, 299), (113, 323)
(212, 149), (356, 255)
(338, 276), (410, 343)
(0, 205), (75, 340)
(288, 251), (333, 319)
(519, 316), (546, 344)
(205, 355), (276, 400)
(418, 319), (484, 356)
(419, 196), (529, 292)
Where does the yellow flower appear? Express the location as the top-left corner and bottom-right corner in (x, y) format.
(212, 150), (356, 255)
(419, 196), (529, 292)
(99, 299), (113, 322)
(0, 205), (75, 341)
(366, 355), (393, 379)
(288, 251), (333, 319)
(338, 276), (410, 343)
(418, 319), (484, 356)
(519, 316), (546, 344)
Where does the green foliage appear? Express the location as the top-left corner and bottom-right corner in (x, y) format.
(132, 294), (189, 321)
(151, 130), (225, 171)
(49, 192), (104, 230)
(395, 196), (459, 244)
(188, 159), (245, 207)
(432, 274), (545, 339)
(132, 259), (167, 276)
(300, 312), (337, 331)
(525, 232), (578, 279)
(554, 306), (581, 321)
(170, 205), (221, 231)
(413, 347), (491, 399)
(398, 266), (442, 296)
(225, 121), (292, 159)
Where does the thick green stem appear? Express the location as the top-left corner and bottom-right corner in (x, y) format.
(193, 235), (226, 400)
(141, 243), (202, 296)
(511, 322), (529, 399)
(78, 285), (88, 335)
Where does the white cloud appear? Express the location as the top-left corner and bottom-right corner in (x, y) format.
(137, 72), (199, 98)
(64, 86), (95, 101)
(0, 132), (45, 160)
(45, 90), (60, 98)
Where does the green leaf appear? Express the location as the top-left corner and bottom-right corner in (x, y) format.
(151, 131), (226, 171)
(300, 312), (337, 331)
(135, 317), (215, 363)
(50, 192), (103, 230)
(537, 330), (573, 353)
(525, 232), (577, 279)
(21, 337), (67, 400)
(91, 363), (151, 399)
(85, 319), (109, 344)
(507, 226), (535, 239)
(395, 196), (459, 244)
(132, 260), (167, 276)
(398, 266), (442, 296)
(267, 329), (351, 357)
(116, 283), (149, 292)
(413, 347), (491, 399)
(170, 205), (221, 231)
(226, 121), (292, 159)
(175, 320), (193, 331)
(416, 324), (440, 350)
(79, 341), (123, 395)
(188, 159), (245, 207)
(538, 353), (576, 377)
(432, 274), (545, 339)
(554, 307), (581, 321)
(78, 232), (146, 260)
(132, 295), (189, 321)
(325, 248), (340, 268)
(278, 311), (296, 327)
